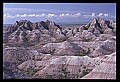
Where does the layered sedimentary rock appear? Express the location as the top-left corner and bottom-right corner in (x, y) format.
(89, 40), (116, 57)
(40, 41), (86, 56)
(86, 17), (116, 36)
(3, 17), (116, 79)
(81, 52), (116, 79)
(68, 30), (97, 42)
(18, 55), (112, 79)
(4, 20), (65, 47)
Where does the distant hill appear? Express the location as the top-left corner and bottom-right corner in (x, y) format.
(57, 22), (88, 26)
(3, 22), (88, 28)
(3, 24), (12, 28)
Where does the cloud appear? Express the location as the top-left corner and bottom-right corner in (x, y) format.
(97, 13), (112, 17)
(83, 13), (113, 18)
(92, 13), (95, 17)
(47, 14), (55, 18)
(98, 13), (104, 16)
(4, 7), (115, 19)
(4, 13), (14, 18)
(59, 13), (81, 18)
(74, 13), (81, 17)
(28, 14), (36, 17)
(65, 13), (69, 16)
(16, 14), (20, 17)
(103, 14), (110, 17)
(35, 13), (46, 17)
(41, 13), (46, 16)
(4, 13), (7, 17)
(83, 14), (93, 18)
(3, 12), (115, 20)
(21, 14), (28, 17)
(75, 13), (81, 16)
(59, 13), (65, 17)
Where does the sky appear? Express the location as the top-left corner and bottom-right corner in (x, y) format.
(3, 3), (116, 24)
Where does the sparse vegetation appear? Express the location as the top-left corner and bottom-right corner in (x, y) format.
(25, 67), (40, 76)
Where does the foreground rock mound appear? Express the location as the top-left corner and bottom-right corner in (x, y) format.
(18, 55), (109, 79)
(3, 61), (31, 79)
(82, 53), (116, 79)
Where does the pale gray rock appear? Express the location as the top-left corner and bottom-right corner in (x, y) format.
(39, 34), (56, 45)
(81, 53), (116, 79)
(32, 55), (108, 79)
(95, 34), (113, 41)
(53, 41), (86, 56)
(68, 30), (97, 42)
(89, 40), (116, 57)
(66, 29), (74, 38)
(104, 27), (115, 35)
(3, 20), (62, 47)
(40, 43), (60, 54)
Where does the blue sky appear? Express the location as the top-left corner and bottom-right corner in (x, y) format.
(3, 3), (116, 24)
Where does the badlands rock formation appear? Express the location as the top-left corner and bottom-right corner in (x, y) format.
(3, 17), (116, 79)
(4, 20), (65, 47)
(81, 53), (116, 79)
(3, 47), (33, 65)
(3, 61), (31, 79)
(18, 53), (114, 79)
(40, 41), (86, 56)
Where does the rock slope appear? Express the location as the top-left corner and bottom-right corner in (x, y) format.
(81, 53), (116, 79)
